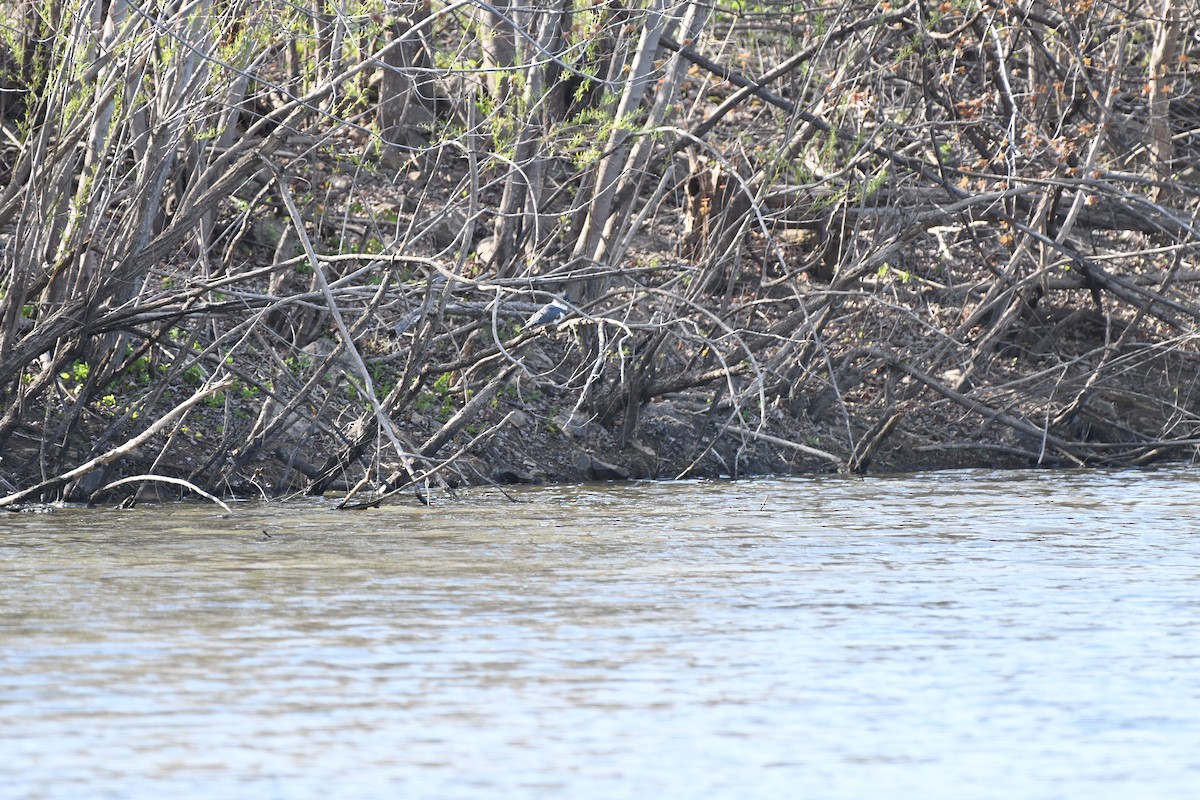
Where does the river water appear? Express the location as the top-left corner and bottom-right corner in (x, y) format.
(3, 468), (1200, 799)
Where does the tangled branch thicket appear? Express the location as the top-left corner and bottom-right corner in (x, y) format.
(0, 0), (1198, 506)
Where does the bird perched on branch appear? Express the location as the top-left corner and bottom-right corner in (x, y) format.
(392, 298), (435, 336)
(524, 297), (571, 329)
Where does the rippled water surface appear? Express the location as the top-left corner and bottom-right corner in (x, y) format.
(4, 468), (1200, 799)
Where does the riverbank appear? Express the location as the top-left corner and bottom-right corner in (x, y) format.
(2, 288), (1190, 510)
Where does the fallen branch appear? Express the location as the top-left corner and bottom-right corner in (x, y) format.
(89, 475), (233, 513)
(265, 156), (424, 481)
(727, 424), (845, 468)
(848, 410), (904, 474)
(420, 364), (520, 458)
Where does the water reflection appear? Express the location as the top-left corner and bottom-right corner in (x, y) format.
(3, 468), (1200, 798)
